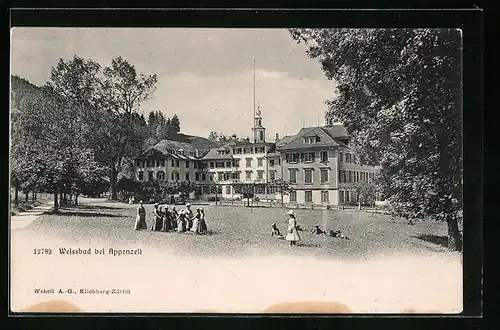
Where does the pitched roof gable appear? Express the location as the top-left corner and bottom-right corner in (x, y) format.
(201, 147), (233, 160)
(277, 126), (340, 150)
(322, 124), (349, 138)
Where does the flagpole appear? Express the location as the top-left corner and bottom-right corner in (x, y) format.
(253, 58), (256, 143)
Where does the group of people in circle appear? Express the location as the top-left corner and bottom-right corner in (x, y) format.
(134, 200), (208, 234)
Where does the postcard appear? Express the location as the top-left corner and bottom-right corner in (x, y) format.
(10, 26), (464, 313)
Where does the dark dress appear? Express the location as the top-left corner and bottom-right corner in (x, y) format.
(151, 207), (163, 231)
(134, 205), (147, 230)
(199, 213), (207, 233)
(171, 209), (178, 229)
(162, 210), (171, 232)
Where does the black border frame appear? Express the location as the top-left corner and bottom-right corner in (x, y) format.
(5, 6), (484, 329)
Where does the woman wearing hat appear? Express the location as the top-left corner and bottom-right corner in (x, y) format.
(199, 208), (207, 233)
(185, 203), (194, 231)
(151, 203), (163, 231)
(190, 208), (202, 234)
(285, 210), (301, 246)
(162, 205), (171, 232)
(170, 206), (178, 230)
(134, 200), (147, 230)
(176, 209), (187, 233)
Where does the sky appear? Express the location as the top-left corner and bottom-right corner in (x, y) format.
(10, 28), (337, 140)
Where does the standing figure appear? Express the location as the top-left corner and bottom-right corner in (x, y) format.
(162, 206), (171, 232)
(285, 210), (301, 246)
(190, 208), (202, 234)
(134, 200), (147, 230)
(171, 206), (178, 230)
(185, 203), (194, 231)
(176, 210), (187, 233)
(151, 203), (163, 231)
(199, 208), (208, 233)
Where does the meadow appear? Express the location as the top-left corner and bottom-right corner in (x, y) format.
(17, 198), (453, 261)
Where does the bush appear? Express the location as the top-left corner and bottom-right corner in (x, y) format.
(207, 196), (221, 202)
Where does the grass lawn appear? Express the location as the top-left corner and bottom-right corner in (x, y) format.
(11, 197), (462, 313)
(17, 197), (453, 260)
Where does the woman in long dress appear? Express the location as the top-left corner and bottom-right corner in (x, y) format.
(134, 200), (147, 230)
(176, 210), (187, 233)
(199, 208), (207, 233)
(190, 208), (201, 234)
(151, 203), (163, 231)
(171, 206), (178, 230)
(162, 206), (171, 232)
(285, 210), (300, 246)
(185, 203), (194, 231)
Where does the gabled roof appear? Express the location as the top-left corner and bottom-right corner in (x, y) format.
(275, 135), (295, 148)
(322, 124), (349, 138)
(277, 126), (341, 150)
(150, 139), (196, 154)
(201, 148), (234, 160)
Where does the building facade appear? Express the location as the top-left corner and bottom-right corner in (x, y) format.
(133, 110), (379, 205)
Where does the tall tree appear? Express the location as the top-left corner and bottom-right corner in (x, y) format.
(208, 132), (219, 141)
(99, 56), (158, 200)
(170, 114), (181, 134)
(290, 28), (462, 250)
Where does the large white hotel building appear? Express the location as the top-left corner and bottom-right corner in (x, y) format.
(134, 108), (379, 206)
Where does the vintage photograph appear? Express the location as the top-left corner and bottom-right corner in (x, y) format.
(10, 27), (463, 313)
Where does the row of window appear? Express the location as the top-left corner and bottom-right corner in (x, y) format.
(136, 159), (198, 169)
(288, 168), (329, 184)
(231, 146), (267, 155)
(339, 151), (364, 165)
(339, 190), (358, 203)
(303, 136), (321, 144)
(137, 150), (363, 168)
(338, 170), (375, 183)
(289, 190), (330, 203)
(138, 169), (279, 182)
(198, 184), (277, 195)
(285, 151), (329, 164)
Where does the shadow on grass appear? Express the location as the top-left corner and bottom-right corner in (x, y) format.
(46, 211), (122, 218)
(412, 234), (448, 248)
(296, 242), (322, 248)
(64, 205), (127, 211)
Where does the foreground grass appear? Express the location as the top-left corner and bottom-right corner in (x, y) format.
(17, 198), (453, 260)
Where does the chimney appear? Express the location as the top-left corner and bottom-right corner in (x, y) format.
(275, 133), (279, 142)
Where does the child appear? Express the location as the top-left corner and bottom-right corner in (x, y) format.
(311, 225), (327, 235)
(329, 230), (350, 240)
(271, 223), (284, 239)
(285, 210), (301, 246)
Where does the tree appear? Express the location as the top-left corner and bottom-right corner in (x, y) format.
(272, 179), (295, 207)
(117, 177), (142, 199)
(208, 132), (219, 141)
(72, 149), (109, 204)
(290, 28), (462, 250)
(98, 56), (158, 200)
(351, 180), (378, 209)
(169, 114), (181, 134)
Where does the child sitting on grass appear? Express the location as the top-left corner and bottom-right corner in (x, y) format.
(271, 223), (284, 239)
(328, 230), (350, 240)
(311, 225), (327, 235)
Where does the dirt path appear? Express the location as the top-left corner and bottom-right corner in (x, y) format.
(10, 202), (54, 230)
